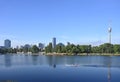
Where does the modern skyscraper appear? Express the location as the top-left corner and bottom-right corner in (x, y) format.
(52, 37), (56, 48)
(4, 39), (11, 48)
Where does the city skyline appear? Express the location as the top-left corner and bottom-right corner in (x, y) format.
(0, 0), (120, 47)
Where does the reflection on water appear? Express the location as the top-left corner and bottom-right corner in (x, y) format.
(0, 55), (120, 68)
(107, 56), (111, 82)
(0, 54), (120, 82)
(4, 55), (12, 67)
(108, 65), (111, 82)
(31, 56), (38, 65)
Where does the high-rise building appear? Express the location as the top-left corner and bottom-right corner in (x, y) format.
(4, 39), (11, 48)
(38, 43), (44, 50)
(52, 37), (56, 48)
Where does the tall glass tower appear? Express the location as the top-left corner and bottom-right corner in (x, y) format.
(52, 37), (56, 49)
(4, 39), (11, 48)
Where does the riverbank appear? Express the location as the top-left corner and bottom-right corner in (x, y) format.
(46, 53), (120, 56)
(1, 52), (120, 56)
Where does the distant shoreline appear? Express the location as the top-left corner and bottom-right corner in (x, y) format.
(45, 53), (120, 56)
(1, 52), (120, 56)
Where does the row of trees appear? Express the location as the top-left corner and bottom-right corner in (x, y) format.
(45, 43), (120, 54)
(0, 45), (40, 54)
(18, 45), (40, 53)
(0, 48), (17, 54)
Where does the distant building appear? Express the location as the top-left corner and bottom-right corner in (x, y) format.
(24, 44), (31, 52)
(38, 43), (44, 50)
(4, 39), (11, 48)
(16, 46), (19, 49)
(52, 37), (56, 48)
(58, 43), (65, 46)
(0, 46), (5, 49)
(67, 42), (70, 45)
(20, 46), (24, 49)
(24, 44), (31, 48)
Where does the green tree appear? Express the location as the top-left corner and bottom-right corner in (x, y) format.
(65, 44), (71, 53)
(99, 43), (113, 53)
(45, 43), (52, 53)
(0, 48), (6, 54)
(71, 46), (79, 54)
(55, 44), (62, 53)
(65, 43), (75, 53)
(31, 45), (39, 53)
(7, 48), (13, 53)
(23, 47), (29, 53)
(19, 48), (23, 52)
(113, 44), (120, 53)
(79, 45), (89, 53)
(12, 48), (17, 53)
(55, 43), (65, 53)
(91, 46), (100, 53)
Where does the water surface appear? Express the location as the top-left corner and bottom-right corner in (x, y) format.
(0, 54), (120, 82)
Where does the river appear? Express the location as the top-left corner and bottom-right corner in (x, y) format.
(0, 54), (120, 82)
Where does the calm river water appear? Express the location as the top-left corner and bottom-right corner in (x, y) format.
(0, 54), (120, 82)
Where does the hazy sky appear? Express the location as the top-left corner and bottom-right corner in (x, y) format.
(0, 0), (120, 47)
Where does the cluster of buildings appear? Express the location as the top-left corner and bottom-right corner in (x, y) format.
(0, 37), (57, 50)
(20, 37), (57, 50)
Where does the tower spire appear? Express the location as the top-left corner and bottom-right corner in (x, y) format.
(108, 27), (112, 44)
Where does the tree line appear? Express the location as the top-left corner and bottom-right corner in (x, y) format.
(45, 43), (120, 54)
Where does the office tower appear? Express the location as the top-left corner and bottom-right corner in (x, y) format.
(4, 39), (11, 48)
(52, 37), (56, 48)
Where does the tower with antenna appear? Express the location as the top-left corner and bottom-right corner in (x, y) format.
(108, 27), (112, 44)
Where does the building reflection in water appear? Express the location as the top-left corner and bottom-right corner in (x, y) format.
(4, 55), (12, 67)
(46, 55), (57, 68)
(53, 64), (56, 68)
(31, 55), (38, 65)
(108, 56), (111, 82)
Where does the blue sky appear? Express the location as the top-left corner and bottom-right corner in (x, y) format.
(0, 0), (120, 47)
